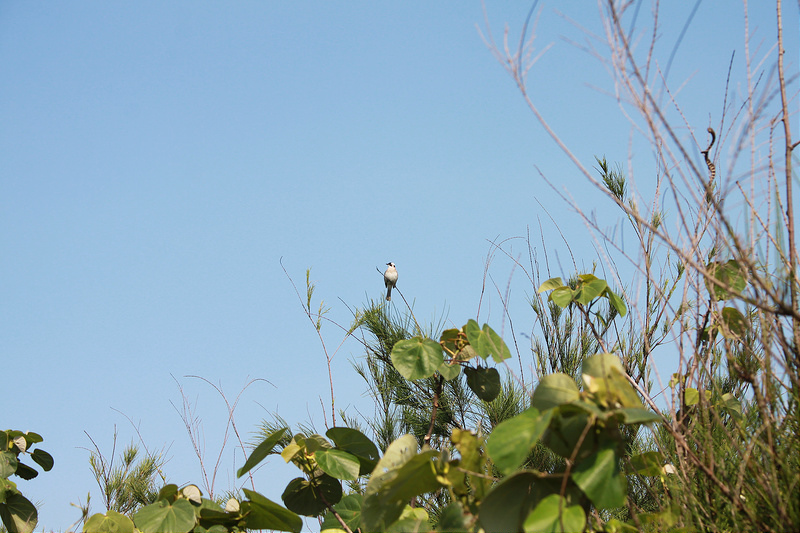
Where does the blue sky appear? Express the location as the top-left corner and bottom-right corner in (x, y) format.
(1, 2), (797, 530)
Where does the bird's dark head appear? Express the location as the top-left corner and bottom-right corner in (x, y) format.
(386, 262), (395, 267)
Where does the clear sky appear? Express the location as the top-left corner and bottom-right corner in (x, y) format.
(1, 2), (797, 531)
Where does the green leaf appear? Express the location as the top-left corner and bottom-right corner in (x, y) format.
(541, 411), (594, 460)
(685, 388), (700, 406)
(133, 499), (196, 533)
(155, 484), (179, 503)
(481, 324), (512, 363)
(29, 449), (53, 472)
(13, 463), (37, 481)
(523, 494), (585, 533)
(549, 286), (575, 308)
(361, 436), (424, 533)
(437, 501), (468, 533)
(325, 427), (380, 475)
(0, 492), (38, 533)
(83, 510), (135, 533)
(604, 288), (627, 316)
(366, 435), (417, 487)
(706, 260), (747, 300)
(281, 474), (342, 516)
(438, 359), (462, 380)
(719, 393), (743, 419)
(537, 277), (564, 293)
(720, 306), (748, 338)
(575, 275), (607, 305)
(390, 337), (444, 380)
(626, 452), (663, 476)
(0, 452), (18, 479)
(450, 429), (481, 473)
(280, 437), (303, 464)
(369, 451), (440, 504)
(486, 407), (553, 474)
(315, 449), (360, 481)
(464, 320), (511, 362)
(463, 320), (484, 358)
(361, 494), (405, 533)
(450, 431), (490, 498)
(320, 494), (362, 533)
(581, 354), (641, 408)
(303, 434), (332, 453)
(241, 489), (302, 533)
(464, 366), (501, 402)
(581, 352), (625, 378)
(20, 433), (42, 447)
(478, 471), (540, 533)
(237, 427), (286, 478)
(531, 374), (580, 411)
(362, 446), (440, 531)
(571, 444), (626, 508)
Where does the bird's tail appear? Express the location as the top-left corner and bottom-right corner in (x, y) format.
(386, 286), (392, 301)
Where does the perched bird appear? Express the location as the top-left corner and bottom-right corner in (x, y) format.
(384, 262), (398, 301)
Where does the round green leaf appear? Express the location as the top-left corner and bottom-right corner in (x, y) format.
(436, 501), (468, 533)
(478, 471), (539, 533)
(83, 510), (135, 533)
(464, 321), (511, 362)
(0, 451), (18, 479)
(464, 367), (501, 402)
(438, 359), (461, 380)
(315, 449), (360, 481)
(571, 444), (626, 508)
(626, 452), (663, 476)
(523, 494), (585, 533)
(133, 499), (196, 533)
(390, 337), (443, 380)
(685, 388), (700, 406)
(155, 484), (179, 502)
(531, 374), (580, 411)
(0, 492), (38, 533)
(541, 411), (594, 459)
(706, 260), (747, 300)
(581, 353), (625, 378)
(575, 275), (607, 305)
(549, 286), (575, 308)
(486, 407), (553, 474)
(720, 306), (748, 338)
(14, 463), (37, 481)
(30, 449), (53, 472)
(325, 427), (380, 475)
(281, 475), (342, 516)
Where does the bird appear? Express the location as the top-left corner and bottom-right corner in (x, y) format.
(384, 262), (398, 301)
